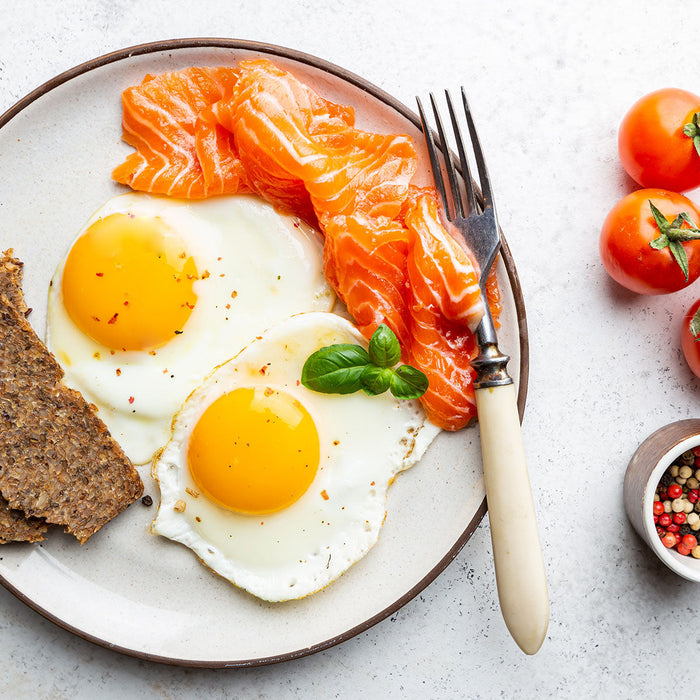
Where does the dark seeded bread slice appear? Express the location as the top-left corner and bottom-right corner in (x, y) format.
(0, 255), (49, 543)
(0, 502), (47, 544)
(0, 251), (143, 544)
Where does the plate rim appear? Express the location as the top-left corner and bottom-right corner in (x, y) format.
(0, 37), (529, 668)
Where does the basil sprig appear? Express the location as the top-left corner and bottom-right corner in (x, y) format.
(301, 324), (428, 400)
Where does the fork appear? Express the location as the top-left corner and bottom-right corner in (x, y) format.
(417, 89), (549, 654)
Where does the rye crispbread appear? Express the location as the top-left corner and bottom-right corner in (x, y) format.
(0, 251), (143, 544)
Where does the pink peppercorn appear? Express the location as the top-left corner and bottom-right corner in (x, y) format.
(668, 484), (683, 499)
(673, 512), (687, 525)
(683, 534), (698, 549)
(662, 532), (677, 548)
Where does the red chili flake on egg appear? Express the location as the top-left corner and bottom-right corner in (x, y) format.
(116, 368), (121, 376)
(201, 270), (210, 279)
(231, 290), (238, 299)
(321, 490), (329, 501)
(264, 387), (274, 397)
(225, 303), (231, 310)
(92, 316), (100, 322)
(149, 350), (156, 356)
(123, 301), (129, 306)
(107, 313), (118, 325)
(95, 272), (104, 277)
(259, 366), (267, 375)
(128, 396), (135, 404)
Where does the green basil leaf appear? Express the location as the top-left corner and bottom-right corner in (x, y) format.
(301, 344), (370, 394)
(360, 365), (393, 395)
(368, 324), (402, 368)
(390, 365), (429, 400)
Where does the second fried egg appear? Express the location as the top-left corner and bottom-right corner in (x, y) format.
(152, 312), (440, 602)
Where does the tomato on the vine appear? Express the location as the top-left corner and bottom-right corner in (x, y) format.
(599, 188), (700, 294)
(618, 88), (700, 192)
(682, 299), (700, 377)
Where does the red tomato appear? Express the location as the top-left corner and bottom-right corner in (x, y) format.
(618, 88), (700, 192)
(599, 188), (700, 294)
(682, 298), (700, 377)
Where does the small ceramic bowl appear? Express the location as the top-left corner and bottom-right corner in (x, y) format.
(624, 419), (700, 580)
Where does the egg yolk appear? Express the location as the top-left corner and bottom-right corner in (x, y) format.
(187, 387), (320, 515)
(61, 213), (198, 351)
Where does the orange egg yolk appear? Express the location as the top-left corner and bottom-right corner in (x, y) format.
(61, 213), (198, 351)
(187, 387), (320, 515)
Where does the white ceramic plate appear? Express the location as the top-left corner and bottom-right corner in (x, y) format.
(0, 39), (528, 667)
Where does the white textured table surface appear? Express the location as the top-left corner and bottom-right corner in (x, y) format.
(3, 1), (700, 697)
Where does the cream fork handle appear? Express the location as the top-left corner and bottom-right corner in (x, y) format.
(475, 382), (549, 654)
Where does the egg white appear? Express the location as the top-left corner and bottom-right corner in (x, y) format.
(46, 193), (335, 465)
(152, 312), (440, 602)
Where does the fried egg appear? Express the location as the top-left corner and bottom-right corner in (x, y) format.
(46, 193), (334, 464)
(152, 312), (440, 602)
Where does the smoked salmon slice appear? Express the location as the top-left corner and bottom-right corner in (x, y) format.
(402, 187), (484, 332)
(401, 188), (484, 428)
(112, 67), (245, 198)
(322, 213), (412, 348)
(211, 60), (417, 224)
(112, 60), (504, 431)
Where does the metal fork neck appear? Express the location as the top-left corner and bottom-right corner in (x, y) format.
(472, 316), (513, 389)
(472, 342), (512, 389)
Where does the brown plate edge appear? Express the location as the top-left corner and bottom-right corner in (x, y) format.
(0, 37), (529, 669)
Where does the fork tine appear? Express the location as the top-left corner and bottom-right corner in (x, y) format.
(461, 87), (493, 210)
(416, 96), (450, 218)
(444, 90), (476, 217)
(429, 93), (463, 220)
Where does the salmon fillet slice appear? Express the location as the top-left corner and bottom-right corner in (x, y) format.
(322, 213), (411, 347)
(211, 60), (416, 224)
(403, 188), (484, 332)
(112, 67), (245, 198)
